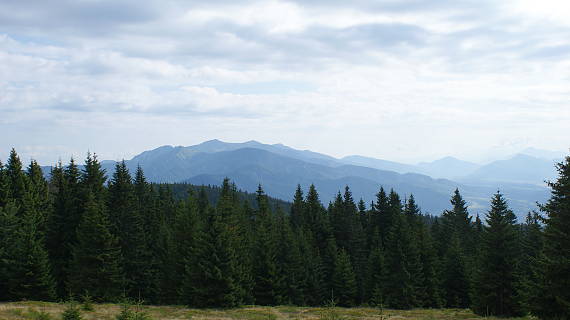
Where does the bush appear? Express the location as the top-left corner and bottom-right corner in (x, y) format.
(115, 300), (152, 320)
(61, 300), (82, 320)
(319, 298), (344, 320)
(80, 291), (94, 312)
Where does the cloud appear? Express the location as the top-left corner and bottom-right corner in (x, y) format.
(0, 0), (569, 165)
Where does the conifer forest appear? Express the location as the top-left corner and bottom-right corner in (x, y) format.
(0, 148), (569, 319)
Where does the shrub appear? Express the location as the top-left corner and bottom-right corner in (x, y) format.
(80, 291), (94, 312)
(115, 300), (152, 320)
(61, 300), (82, 320)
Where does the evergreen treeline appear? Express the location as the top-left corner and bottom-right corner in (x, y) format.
(0, 148), (569, 319)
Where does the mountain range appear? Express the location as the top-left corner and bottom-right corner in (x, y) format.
(42, 139), (563, 218)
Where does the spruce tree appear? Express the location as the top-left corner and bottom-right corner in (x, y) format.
(46, 159), (82, 298)
(26, 159), (50, 227)
(132, 165), (159, 303)
(291, 184), (305, 228)
(440, 189), (473, 250)
(383, 212), (415, 309)
(218, 179), (253, 304)
(373, 187), (389, 235)
(6, 149), (27, 206)
(8, 190), (56, 300)
(108, 161), (153, 299)
(177, 195), (200, 306)
(298, 228), (325, 306)
(418, 223), (442, 308)
(0, 202), (19, 300)
(517, 212), (543, 313)
(332, 249), (357, 307)
(531, 155), (570, 319)
(154, 218), (179, 304)
(252, 185), (280, 305)
(184, 206), (241, 307)
(473, 192), (523, 317)
(442, 234), (469, 308)
(343, 186), (367, 303)
(275, 208), (305, 305)
(0, 160), (9, 207)
(68, 191), (123, 301)
(366, 228), (386, 306)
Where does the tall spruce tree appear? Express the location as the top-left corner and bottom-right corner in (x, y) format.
(0, 160), (9, 207)
(46, 159), (82, 298)
(252, 186), (280, 305)
(0, 202), (20, 300)
(366, 228), (386, 306)
(383, 210), (416, 309)
(531, 155), (570, 319)
(6, 149), (27, 207)
(418, 223), (443, 308)
(517, 212), (543, 313)
(442, 234), (469, 308)
(291, 184), (305, 228)
(332, 249), (358, 307)
(182, 190), (242, 307)
(108, 161), (153, 299)
(68, 191), (123, 301)
(473, 192), (523, 317)
(25, 160), (50, 227)
(7, 190), (56, 301)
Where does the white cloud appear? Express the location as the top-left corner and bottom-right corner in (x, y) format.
(0, 0), (569, 165)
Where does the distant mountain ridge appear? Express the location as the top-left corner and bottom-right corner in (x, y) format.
(39, 139), (559, 217)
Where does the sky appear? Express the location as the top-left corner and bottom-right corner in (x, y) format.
(1, 0), (569, 165)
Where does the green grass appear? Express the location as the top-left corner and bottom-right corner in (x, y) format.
(0, 301), (536, 320)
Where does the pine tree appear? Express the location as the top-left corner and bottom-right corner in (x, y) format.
(274, 207), (304, 305)
(517, 212), (543, 313)
(298, 228), (325, 306)
(366, 228), (386, 306)
(154, 219), (179, 304)
(305, 184), (329, 250)
(373, 187), (390, 242)
(418, 223), (442, 308)
(343, 186), (367, 303)
(132, 165), (159, 303)
(46, 159), (82, 298)
(26, 159), (50, 227)
(80, 153), (107, 203)
(531, 155), (570, 319)
(442, 234), (469, 308)
(291, 184), (305, 228)
(0, 160), (9, 207)
(332, 249), (357, 307)
(440, 189), (473, 249)
(383, 212), (415, 309)
(184, 206), (240, 307)
(68, 191), (123, 301)
(472, 192), (523, 317)
(252, 185), (280, 305)
(218, 179), (253, 304)
(108, 161), (153, 299)
(174, 196), (199, 304)
(6, 149), (27, 206)
(0, 202), (19, 300)
(8, 190), (56, 300)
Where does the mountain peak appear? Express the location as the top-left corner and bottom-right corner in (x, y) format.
(200, 139), (224, 145)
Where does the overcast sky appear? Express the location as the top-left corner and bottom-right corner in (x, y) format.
(1, 0), (569, 165)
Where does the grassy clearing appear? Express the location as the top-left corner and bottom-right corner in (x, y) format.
(0, 302), (535, 320)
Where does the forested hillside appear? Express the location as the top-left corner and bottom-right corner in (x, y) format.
(0, 148), (569, 319)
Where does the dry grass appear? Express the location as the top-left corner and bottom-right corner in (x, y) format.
(0, 302), (535, 320)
